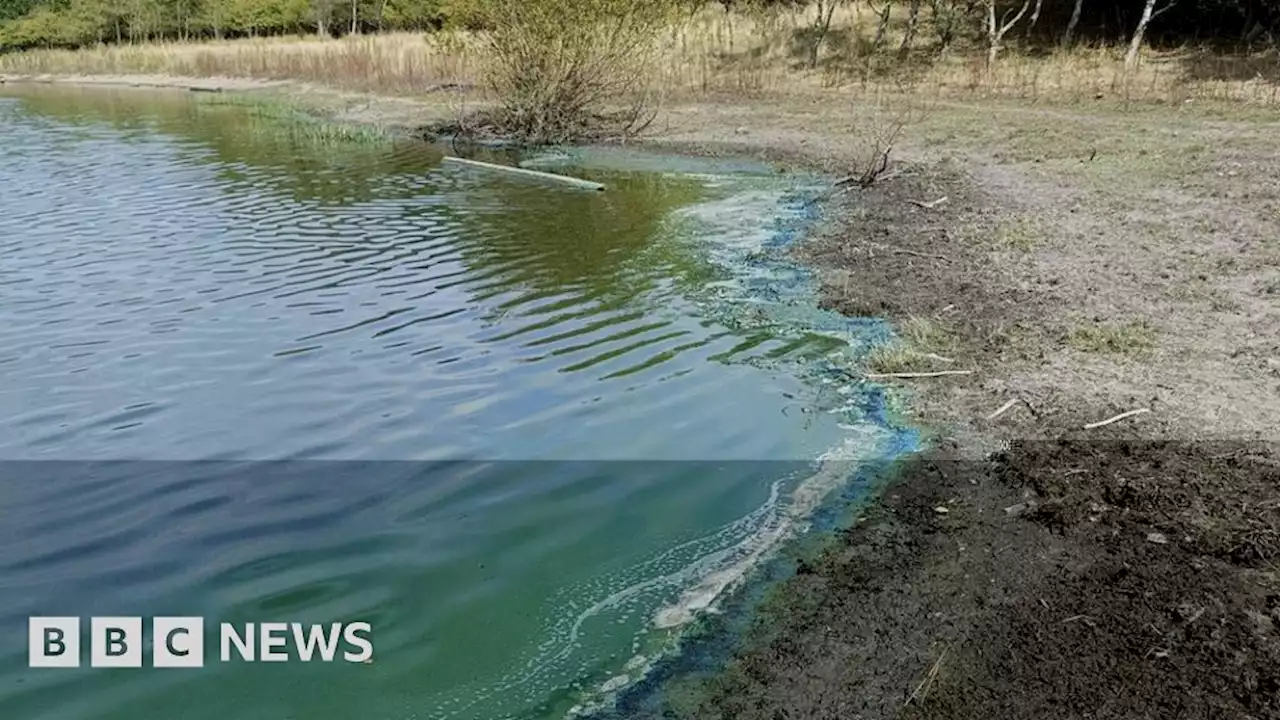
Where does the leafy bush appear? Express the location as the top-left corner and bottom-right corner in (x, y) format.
(448, 0), (683, 143)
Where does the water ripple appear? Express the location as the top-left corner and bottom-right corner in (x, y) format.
(0, 88), (888, 720)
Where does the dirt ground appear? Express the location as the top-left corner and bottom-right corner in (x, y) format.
(635, 95), (1280, 718)
(650, 96), (1280, 437)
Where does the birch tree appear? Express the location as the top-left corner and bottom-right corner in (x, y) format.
(1125, 0), (1177, 72)
(311, 0), (334, 35)
(1060, 0), (1083, 47)
(1024, 0), (1042, 37)
(986, 0), (1032, 68)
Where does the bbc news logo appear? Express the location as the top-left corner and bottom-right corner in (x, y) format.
(29, 617), (373, 668)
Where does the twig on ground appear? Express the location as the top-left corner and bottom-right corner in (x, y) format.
(867, 370), (975, 379)
(865, 242), (951, 262)
(907, 196), (950, 210)
(905, 650), (948, 707)
(1083, 408), (1151, 429)
(987, 397), (1041, 420)
(1061, 614), (1096, 625)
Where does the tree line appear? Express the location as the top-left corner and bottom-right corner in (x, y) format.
(742, 0), (1280, 50)
(2, 0), (1278, 54)
(0, 0), (448, 48)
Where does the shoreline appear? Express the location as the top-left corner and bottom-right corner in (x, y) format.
(5, 74), (1279, 717)
(0, 72), (291, 92)
(631, 95), (1280, 717)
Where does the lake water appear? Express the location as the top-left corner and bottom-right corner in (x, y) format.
(0, 86), (911, 720)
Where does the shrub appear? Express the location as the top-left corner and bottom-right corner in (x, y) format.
(448, 0), (683, 143)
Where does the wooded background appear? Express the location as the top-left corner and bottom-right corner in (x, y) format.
(2, 1), (1277, 67)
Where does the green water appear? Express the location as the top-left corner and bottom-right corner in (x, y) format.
(0, 86), (902, 720)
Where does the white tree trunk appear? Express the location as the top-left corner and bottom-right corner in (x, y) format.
(1026, 0), (1043, 37)
(1061, 0), (1084, 47)
(986, 0), (1032, 69)
(1125, 0), (1160, 72)
(987, 1), (999, 67)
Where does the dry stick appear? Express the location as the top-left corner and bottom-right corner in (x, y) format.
(866, 370), (975, 379)
(987, 399), (1021, 420)
(893, 248), (950, 261)
(1083, 408), (1151, 430)
(865, 242), (951, 262)
(442, 156), (605, 192)
(832, 169), (909, 190)
(907, 195), (950, 210)
(1061, 614), (1096, 625)
(919, 352), (956, 364)
(987, 397), (1040, 420)
(905, 649), (948, 707)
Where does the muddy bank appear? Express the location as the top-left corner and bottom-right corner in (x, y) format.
(653, 430), (1279, 720)
(590, 158), (1280, 718)
(621, 100), (1280, 718)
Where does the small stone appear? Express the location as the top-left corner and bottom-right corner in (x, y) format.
(1004, 502), (1034, 517)
(934, 506), (950, 515)
(1146, 532), (1169, 544)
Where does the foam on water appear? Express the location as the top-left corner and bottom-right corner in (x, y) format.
(651, 424), (893, 629)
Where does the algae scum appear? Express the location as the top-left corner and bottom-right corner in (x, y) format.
(0, 86), (916, 720)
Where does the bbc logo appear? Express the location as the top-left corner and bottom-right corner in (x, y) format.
(29, 617), (373, 667)
(29, 617), (203, 668)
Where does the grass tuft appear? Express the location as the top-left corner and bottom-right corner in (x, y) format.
(1065, 319), (1159, 356)
(995, 216), (1042, 252)
(865, 316), (958, 374)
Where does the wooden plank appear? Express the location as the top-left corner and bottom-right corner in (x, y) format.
(442, 156), (605, 192)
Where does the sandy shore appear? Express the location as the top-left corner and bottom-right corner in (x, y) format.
(5, 74), (1278, 717)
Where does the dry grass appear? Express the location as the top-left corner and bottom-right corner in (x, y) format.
(0, 33), (482, 95)
(994, 215), (1042, 253)
(3, 6), (1279, 106)
(865, 316), (958, 375)
(1065, 319), (1159, 357)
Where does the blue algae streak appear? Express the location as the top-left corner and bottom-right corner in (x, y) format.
(546, 155), (920, 717)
